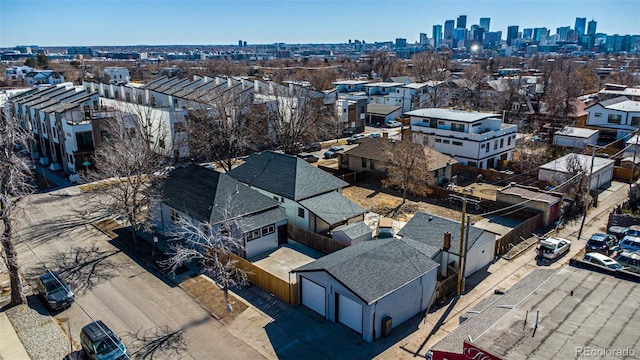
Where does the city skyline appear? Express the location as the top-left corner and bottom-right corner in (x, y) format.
(1, 0), (639, 47)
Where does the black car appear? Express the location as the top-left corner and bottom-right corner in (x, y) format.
(80, 320), (129, 360)
(35, 271), (74, 311)
(302, 142), (322, 152)
(586, 233), (618, 255)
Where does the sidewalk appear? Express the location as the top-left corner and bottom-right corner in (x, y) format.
(0, 312), (30, 360)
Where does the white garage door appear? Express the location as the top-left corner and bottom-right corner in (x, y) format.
(301, 277), (326, 316)
(338, 293), (363, 333)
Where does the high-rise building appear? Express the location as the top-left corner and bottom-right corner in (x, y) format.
(444, 20), (455, 47)
(457, 15), (467, 29)
(484, 31), (502, 49)
(453, 28), (467, 48)
(507, 25), (519, 46)
(523, 28), (533, 39)
(587, 19), (597, 36)
(470, 25), (484, 42)
(395, 38), (407, 49)
(479, 17), (490, 32)
(238, 40), (243, 47)
(575, 17), (586, 37)
(433, 24), (443, 48)
(420, 33), (428, 46)
(556, 26), (571, 41)
(533, 27), (548, 43)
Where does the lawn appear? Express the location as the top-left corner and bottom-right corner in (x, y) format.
(180, 276), (248, 324)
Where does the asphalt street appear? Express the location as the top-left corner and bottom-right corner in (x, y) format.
(14, 191), (267, 360)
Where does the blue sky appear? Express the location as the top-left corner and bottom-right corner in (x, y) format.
(1, 0), (639, 47)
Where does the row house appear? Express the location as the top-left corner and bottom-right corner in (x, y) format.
(7, 83), (101, 176)
(585, 96), (640, 143)
(24, 70), (65, 86)
(406, 108), (517, 169)
(336, 94), (367, 134)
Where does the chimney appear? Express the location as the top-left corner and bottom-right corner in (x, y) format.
(443, 232), (451, 250)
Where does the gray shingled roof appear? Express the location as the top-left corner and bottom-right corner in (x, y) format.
(293, 239), (439, 304)
(588, 95), (628, 108)
(298, 191), (366, 225)
(397, 212), (487, 256)
(227, 151), (348, 201)
(332, 222), (372, 239)
(163, 164), (281, 225)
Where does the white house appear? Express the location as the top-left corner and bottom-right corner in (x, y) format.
(553, 126), (599, 148)
(407, 108), (517, 169)
(24, 70), (65, 86)
(154, 164), (288, 259)
(538, 153), (615, 190)
(586, 96), (640, 142)
(101, 67), (131, 84)
(293, 238), (439, 342)
(332, 80), (369, 93)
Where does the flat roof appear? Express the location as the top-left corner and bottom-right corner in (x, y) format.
(405, 108), (501, 123)
(363, 82), (405, 87)
(554, 126), (599, 138)
(332, 80), (370, 85)
(473, 266), (640, 359)
(498, 184), (563, 204)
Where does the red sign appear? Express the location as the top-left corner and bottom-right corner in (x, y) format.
(429, 342), (502, 360)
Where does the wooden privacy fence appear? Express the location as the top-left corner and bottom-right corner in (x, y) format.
(436, 274), (458, 302)
(287, 223), (347, 254)
(494, 212), (544, 256)
(228, 252), (298, 305)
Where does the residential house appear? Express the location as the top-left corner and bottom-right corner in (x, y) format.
(585, 96), (640, 143)
(339, 137), (457, 186)
(496, 183), (563, 226)
(364, 82), (430, 112)
(154, 164), (288, 259)
(397, 212), (499, 278)
(101, 67), (130, 84)
(24, 70), (65, 86)
(538, 153), (615, 190)
(227, 151), (366, 234)
(597, 83), (640, 101)
(336, 94), (367, 135)
(4, 66), (34, 84)
(406, 108), (517, 169)
(552, 126), (598, 148)
(332, 80), (369, 94)
(293, 238), (439, 342)
(366, 104), (402, 127)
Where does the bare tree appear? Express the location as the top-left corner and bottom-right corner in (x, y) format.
(371, 51), (397, 81)
(261, 83), (332, 154)
(562, 153), (592, 218)
(382, 140), (433, 204)
(0, 108), (36, 306)
(84, 112), (165, 244)
(186, 85), (257, 171)
(458, 64), (488, 111)
(162, 204), (250, 308)
(491, 74), (528, 122)
(542, 58), (584, 125)
(411, 51), (452, 108)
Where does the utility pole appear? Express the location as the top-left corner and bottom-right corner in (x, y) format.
(450, 194), (481, 296)
(577, 145), (599, 241)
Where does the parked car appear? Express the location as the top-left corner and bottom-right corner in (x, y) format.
(297, 152), (319, 163)
(80, 320), (129, 360)
(583, 252), (624, 270)
(323, 146), (344, 159)
(35, 271), (74, 311)
(302, 142), (322, 152)
(347, 134), (365, 144)
(608, 226), (630, 240)
(386, 120), (402, 128)
(586, 233), (618, 255)
(376, 217), (394, 239)
(619, 235), (640, 253)
(625, 225), (640, 237)
(367, 132), (381, 138)
(614, 251), (640, 273)
(537, 237), (571, 260)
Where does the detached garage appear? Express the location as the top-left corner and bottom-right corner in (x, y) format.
(293, 239), (439, 342)
(538, 153), (615, 190)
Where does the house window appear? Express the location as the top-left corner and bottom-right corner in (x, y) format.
(438, 121), (445, 125)
(262, 225), (275, 236)
(370, 160), (375, 170)
(631, 117), (640, 126)
(452, 141), (463, 146)
(361, 157), (367, 168)
(594, 112), (602, 117)
(298, 207), (305, 218)
(472, 123), (482, 127)
(443, 139), (450, 144)
(451, 123), (465, 132)
(508, 137), (512, 146)
(468, 161), (477, 167)
(158, 139), (165, 149)
(494, 140), (498, 150)
(170, 209), (180, 224)
(435, 138), (442, 143)
(481, 143), (486, 148)
(245, 229), (261, 242)
(500, 138), (504, 148)
(607, 114), (622, 124)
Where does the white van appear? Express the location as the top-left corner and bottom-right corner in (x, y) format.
(583, 252), (624, 270)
